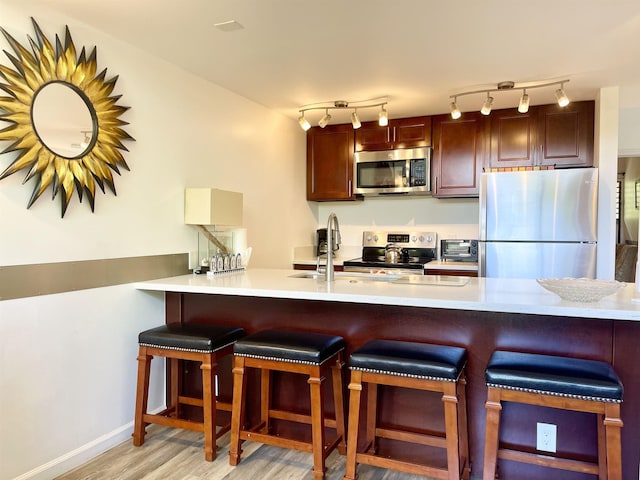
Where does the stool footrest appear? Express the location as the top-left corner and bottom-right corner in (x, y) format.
(268, 408), (338, 429)
(355, 452), (452, 480)
(498, 448), (599, 475)
(240, 431), (314, 453)
(375, 426), (447, 449)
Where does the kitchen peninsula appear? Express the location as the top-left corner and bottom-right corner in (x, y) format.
(135, 270), (640, 480)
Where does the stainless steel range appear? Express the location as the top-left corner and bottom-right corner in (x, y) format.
(343, 231), (437, 275)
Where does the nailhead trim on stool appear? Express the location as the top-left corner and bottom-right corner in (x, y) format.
(482, 350), (624, 480)
(229, 329), (347, 480)
(132, 323), (245, 461)
(343, 339), (470, 480)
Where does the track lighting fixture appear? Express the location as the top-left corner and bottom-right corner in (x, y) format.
(518, 89), (530, 113)
(555, 83), (570, 107)
(481, 93), (493, 116)
(297, 98), (388, 130)
(351, 110), (361, 129)
(450, 97), (461, 120)
(298, 112), (311, 131)
(449, 79), (570, 119)
(378, 105), (388, 127)
(318, 109), (332, 128)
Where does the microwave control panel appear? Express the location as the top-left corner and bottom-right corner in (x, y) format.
(410, 159), (427, 186)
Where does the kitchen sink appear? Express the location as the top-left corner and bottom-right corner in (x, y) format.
(289, 272), (470, 286)
(288, 272), (400, 282)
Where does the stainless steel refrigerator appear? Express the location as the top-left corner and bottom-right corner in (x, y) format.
(478, 168), (598, 279)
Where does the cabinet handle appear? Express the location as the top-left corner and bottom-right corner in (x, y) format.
(348, 180), (352, 197)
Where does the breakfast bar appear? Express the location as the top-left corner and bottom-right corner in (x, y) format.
(135, 269), (640, 480)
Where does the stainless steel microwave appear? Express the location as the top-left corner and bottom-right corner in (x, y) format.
(353, 147), (431, 196)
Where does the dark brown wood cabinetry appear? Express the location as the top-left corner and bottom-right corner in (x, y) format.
(489, 100), (594, 169)
(355, 116), (431, 151)
(431, 112), (488, 198)
(306, 124), (355, 201)
(306, 103), (594, 201)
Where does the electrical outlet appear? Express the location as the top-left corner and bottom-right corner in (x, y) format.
(537, 422), (557, 453)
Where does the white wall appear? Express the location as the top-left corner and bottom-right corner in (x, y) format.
(0, 4), (314, 479)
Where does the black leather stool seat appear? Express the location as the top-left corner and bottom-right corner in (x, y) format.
(233, 329), (345, 365)
(350, 339), (467, 381)
(138, 324), (246, 353)
(486, 350), (623, 402)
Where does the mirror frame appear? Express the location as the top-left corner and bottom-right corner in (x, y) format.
(0, 18), (134, 217)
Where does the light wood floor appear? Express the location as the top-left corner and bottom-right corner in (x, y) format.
(55, 426), (433, 480)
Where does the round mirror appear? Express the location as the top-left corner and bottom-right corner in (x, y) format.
(0, 19), (134, 217)
(32, 82), (96, 159)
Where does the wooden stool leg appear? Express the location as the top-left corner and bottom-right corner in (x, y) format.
(365, 382), (378, 454)
(458, 375), (470, 480)
(261, 368), (271, 432)
(331, 354), (347, 455)
(200, 353), (217, 461)
(482, 387), (502, 480)
(343, 370), (363, 480)
(169, 357), (179, 417)
(229, 356), (247, 466)
(309, 366), (326, 480)
(604, 403), (623, 480)
(597, 413), (607, 480)
(442, 382), (461, 480)
(133, 347), (151, 446)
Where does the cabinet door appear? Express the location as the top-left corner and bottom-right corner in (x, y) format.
(306, 124), (355, 201)
(538, 100), (594, 167)
(354, 122), (394, 151)
(432, 113), (487, 197)
(355, 116), (431, 151)
(393, 116), (432, 149)
(489, 108), (537, 168)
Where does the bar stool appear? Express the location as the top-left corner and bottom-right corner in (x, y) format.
(132, 323), (245, 461)
(228, 329), (347, 480)
(343, 339), (470, 480)
(483, 350), (624, 480)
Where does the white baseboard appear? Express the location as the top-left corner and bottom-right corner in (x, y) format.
(12, 406), (166, 480)
(12, 422), (134, 480)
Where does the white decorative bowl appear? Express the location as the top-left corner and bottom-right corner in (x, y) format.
(536, 278), (626, 302)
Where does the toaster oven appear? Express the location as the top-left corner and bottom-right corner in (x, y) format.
(441, 239), (478, 262)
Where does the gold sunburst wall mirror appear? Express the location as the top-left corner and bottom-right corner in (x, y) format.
(0, 18), (134, 217)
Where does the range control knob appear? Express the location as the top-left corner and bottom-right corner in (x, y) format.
(411, 235), (417, 242)
(418, 235), (425, 243)
(426, 235), (433, 243)
(373, 234), (379, 242)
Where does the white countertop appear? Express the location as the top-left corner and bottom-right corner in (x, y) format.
(134, 268), (640, 322)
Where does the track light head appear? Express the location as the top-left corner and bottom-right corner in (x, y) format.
(378, 105), (389, 126)
(555, 84), (570, 107)
(298, 113), (311, 131)
(318, 109), (332, 128)
(518, 90), (530, 114)
(351, 110), (361, 129)
(450, 99), (461, 119)
(481, 94), (493, 116)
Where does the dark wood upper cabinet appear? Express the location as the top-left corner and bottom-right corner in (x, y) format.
(432, 112), (488, 198)
(306, 124), (355, 201)
(537, 101), (594, 167)
(489, 100), (594, 169)
(355, 116), (432, 151)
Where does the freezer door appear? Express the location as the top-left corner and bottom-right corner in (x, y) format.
(479, 241), (597, 279)
(480, 168), (598, 242)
